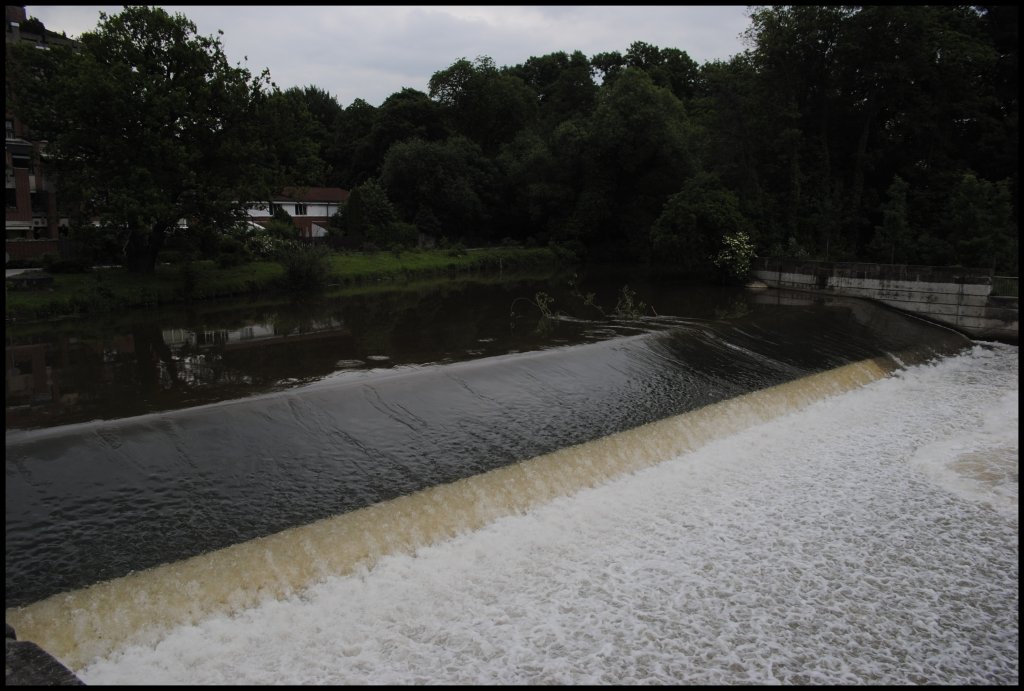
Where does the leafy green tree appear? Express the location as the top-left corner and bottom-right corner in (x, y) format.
(505, 50), (598, 129)
(494, 130), (570, 244)
(579, 68), (698, 260)
(298, 85), (345, 148)
(624, 42), (700, 102)
(868, 175), (913, 264)
(329, 98), (379, 187)
(343, 179), (414, 248)
(590, 51), (626, 84)
(692, 55), (786, 248)
(429, 56), (537, 154)
(380, 136), (499, 243)
(650, 173), (752, 278)
(259, 87), (327, 186)
(9, 6), (273, 273)
(743, 5), (1011, 260)
(941, 172), (1016, 272)
(356, 88), (450, 174)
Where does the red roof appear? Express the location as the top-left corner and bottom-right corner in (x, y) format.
(277, 187), (350, 203)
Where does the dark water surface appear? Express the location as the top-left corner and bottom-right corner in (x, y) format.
(5, 271), (970, 607)
(8, 270), (706, 431)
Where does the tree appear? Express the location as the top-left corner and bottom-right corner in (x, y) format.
(329, 98), (379, 187)
(380, 136), (499, 243)
(590, 51), (625, 84)
(650, 173), (752, 278)
(9, 6), (273, 272)
(362, 88), (450, 170)
(428, 56), (537, 155)
(342, 179), (414, 248)
(868, 175), (912, 264)
(259, 87), (328, 186)
(505, 50), (598, 130)
(941, 172), (1016, 272)
(624, 42), (700, 102)
(579, 68), (698, 260)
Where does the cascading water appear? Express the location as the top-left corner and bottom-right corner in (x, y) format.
(5, 287), (1016, 684)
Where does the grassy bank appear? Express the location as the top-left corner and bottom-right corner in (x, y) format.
(5, 247), (565, 322)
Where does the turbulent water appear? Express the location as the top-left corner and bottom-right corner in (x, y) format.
(4, 288), (1017, 684)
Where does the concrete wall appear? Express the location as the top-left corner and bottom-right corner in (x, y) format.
(6, 623), (85, 685)
(754, 259), (1018, 344)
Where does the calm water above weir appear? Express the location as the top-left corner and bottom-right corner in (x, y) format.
(8, 270), (764, 431)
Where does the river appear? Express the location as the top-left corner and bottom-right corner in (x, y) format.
(4, 271), (1018, 684)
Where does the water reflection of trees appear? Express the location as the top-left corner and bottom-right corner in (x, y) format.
(7, 275), (722, 429)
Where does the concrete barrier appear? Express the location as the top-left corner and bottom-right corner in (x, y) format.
(754, 259), (1018, 344)
(6, 623), (85, 686)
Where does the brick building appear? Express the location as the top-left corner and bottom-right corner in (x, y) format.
(5, 5), (75, 259)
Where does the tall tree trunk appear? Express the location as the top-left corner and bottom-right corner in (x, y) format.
(850, 92), (880, 229)
(123, 225), (168, 273)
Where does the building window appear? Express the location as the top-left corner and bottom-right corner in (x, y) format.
(268, 202), (279, 215)
(12, 155), (31, 169)
(5, 120), (14, 140)
(294, 203), (307, 215)
(6, 188), (18, 209)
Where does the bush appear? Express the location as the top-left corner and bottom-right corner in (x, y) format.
(265, 218), (299, 241)
(215, 235), (252, 267)
(177, 261), (199, 300)
(550, 239), (586, 264)
(157, 249), (196, 265)
(713, 231), (757, 283)
(216, 251), (247, 268)
(445, 242), (467, 257)
(244, 234), (286, 260)
(277, 243), (331, 291)
(42, 256), (92, 273)
(69, 225), (125, 265)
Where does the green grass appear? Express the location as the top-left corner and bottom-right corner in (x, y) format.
(5, 247), (563, 321)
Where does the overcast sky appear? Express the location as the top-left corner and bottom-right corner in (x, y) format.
(26, 5), (754, 107)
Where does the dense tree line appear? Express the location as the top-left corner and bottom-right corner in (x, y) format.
(10, 6), (1017, 275)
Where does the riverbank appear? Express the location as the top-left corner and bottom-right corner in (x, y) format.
(4, 247), (565, 322)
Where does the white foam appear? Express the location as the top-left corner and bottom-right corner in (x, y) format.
(77, 344), (1019, 685)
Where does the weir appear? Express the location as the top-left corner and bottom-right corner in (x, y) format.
(7, 357), (898, 669)
(4, 289), (973, 674)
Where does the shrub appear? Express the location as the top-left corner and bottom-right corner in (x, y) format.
(177, 262), (199, 300)
(277, 243), (331, 291)
(215, 235), (252, 267)
(157, 250), (196, 265)
(713, 231), (757, 283)
(445, 241), (467, 257)
(244, 234), (285, 260)
(44, 257), (94, 274)
(265, 218), (299, 241)
(69, 225), (124, 265)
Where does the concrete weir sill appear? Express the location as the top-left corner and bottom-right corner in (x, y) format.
(6, 623), (86, 686)
(754, 258), (1019, 345)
